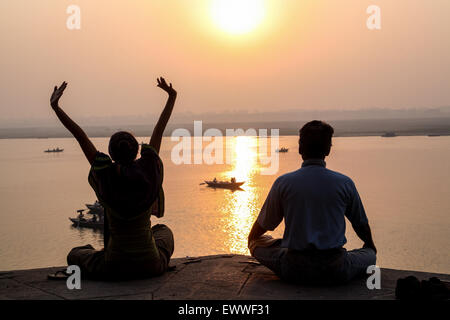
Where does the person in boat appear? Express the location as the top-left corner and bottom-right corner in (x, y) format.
(77, 211), (85, 221)
(231, 177), (236, 183)
(50, 77), (177, 280)
(213, 177), (217, 183)
(248, 120), (377, 285)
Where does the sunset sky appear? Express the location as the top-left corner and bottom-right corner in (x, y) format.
(0, 0), (449, 124)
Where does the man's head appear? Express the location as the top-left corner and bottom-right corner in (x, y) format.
(108, 131), (139, 165)
(298, 120), (334, 160)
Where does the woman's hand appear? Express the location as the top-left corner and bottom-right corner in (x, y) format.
(49, 81), (97, 164)
(150, 77), (177, 153)
(157, 77), (177, 97)
(50, 81), (68, 109)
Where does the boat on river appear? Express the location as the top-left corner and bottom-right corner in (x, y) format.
(85, 200), (104, 216)
(44, 148), (64, 153)
(204, 179), (245, 190)
(69, 208), (104, 229)
(69, 216), (104, 229)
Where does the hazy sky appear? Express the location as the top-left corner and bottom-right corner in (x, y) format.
(1, 0), (449, 124)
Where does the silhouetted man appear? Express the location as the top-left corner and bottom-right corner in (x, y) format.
(248, 120), (377, 285)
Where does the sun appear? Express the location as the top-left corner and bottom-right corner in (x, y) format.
(211, 0), (266, 35)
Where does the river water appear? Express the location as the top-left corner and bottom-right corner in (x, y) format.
(0, 136), (449, 273)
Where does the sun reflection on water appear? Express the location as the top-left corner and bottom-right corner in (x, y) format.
(220, 136), (261, 254)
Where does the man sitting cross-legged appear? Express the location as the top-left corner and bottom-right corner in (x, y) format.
(248, 120), (377, 285)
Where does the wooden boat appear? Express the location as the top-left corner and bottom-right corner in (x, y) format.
(44, 148), (64, 153)
(85, 201), (104, 216)
(69, 208), (103, 229)
(69, 217), (104, 229)
(204, 180), (245, 190)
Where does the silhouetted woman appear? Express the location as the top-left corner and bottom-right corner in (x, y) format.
(50, 77), (177, 280)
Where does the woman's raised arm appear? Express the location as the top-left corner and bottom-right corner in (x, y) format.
(50, 82), (97, 164)
(149, 77), (177, 153)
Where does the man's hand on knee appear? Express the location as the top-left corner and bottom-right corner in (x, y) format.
(249, 235), (279, 256)
(248, 221), (268, 254)
(363, 242), (377, 255)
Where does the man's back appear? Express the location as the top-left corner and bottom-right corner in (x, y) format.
(257, 159), (368, 251)
(249, 120), (376, 284)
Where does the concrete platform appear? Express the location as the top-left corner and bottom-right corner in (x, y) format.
(1, 255), (449, 300)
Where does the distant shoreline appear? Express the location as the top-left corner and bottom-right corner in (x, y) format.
(1, 133), (449, 140)
(1, 118), (449, 140)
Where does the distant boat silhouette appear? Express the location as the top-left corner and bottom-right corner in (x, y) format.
(69, 216), (103, 229)
(69, 203), (104, 230)
(428, 134), (441, 137)
(203, 179), (244, 190)
(276, 147), (289, 153)
(85, 200), (104, 216)
(44, 147), (64, 153)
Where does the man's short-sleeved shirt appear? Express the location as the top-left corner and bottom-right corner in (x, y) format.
(257, 159), (369, 251)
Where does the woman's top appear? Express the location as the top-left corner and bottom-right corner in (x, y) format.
(88, 144), (164, 265)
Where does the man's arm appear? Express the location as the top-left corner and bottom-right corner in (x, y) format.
(354, 223), (377, 254)
(248, 220), (267, 246)
(248, 178), (283, 249)
(345, 180), (377, 254)
(149, 77), (177, 153)
(50, 82), (97, 164)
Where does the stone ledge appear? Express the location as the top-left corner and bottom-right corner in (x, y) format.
(1, 254), (448, 300)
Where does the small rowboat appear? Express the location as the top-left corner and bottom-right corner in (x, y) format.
(69, 217), (104, 229)
(204, 180), (245, 190)
(44, 148), (64, 153)
(85, 201), (104, 216)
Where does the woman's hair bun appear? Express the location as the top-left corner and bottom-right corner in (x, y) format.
(118, 140), (132, 152)
(108, 131), (139, 164)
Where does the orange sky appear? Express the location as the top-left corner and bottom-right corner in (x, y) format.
(0, 0), (449, 123)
